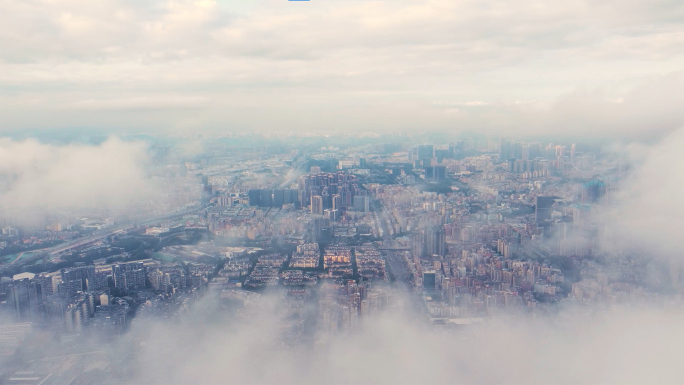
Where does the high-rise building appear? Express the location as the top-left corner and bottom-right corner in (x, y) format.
(511, 142), (523, 159)
(247, 189), (298, 207)
(324, 209), (339, 221)
(217, 195), (233, 206)
(353, 196), (370, 212)
(284, 189), (299, 206)
(424, 166), (446, 182)
(423, 271), (436, 290)
(499, 139), (511, 162)
(332, 194), (342, 211)
(449, 141), (465, 158)
(5, 278), (42, 321)
(529, 142), (541, 159)
(311, 195), (324, 215)
(522, 144), (530, 161)
(272, 189), (284, 207)
(86, 272), (109, 291)
(298, 172), (358, 209)
(411, 231), (425, 258)
(426, 226), (446, 256)
(556, 145), (567, 158)
(36, 273), (58, 299)
(581, 180), (606, 204)
(259, 189), (272, 207)
(535, 196), (555, 224)
(408, 145), (434, 161)
(248, 190), (261, 206)
(112, 262), (146, 292)
(60, 266), (95, 295)
(522, 143), (541, 160)
(312, 217), (331, 242)
(420, 145), (433, 160)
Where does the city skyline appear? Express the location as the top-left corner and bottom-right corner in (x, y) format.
(1, 129), (683, 383)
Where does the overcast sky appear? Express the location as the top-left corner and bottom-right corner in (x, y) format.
(1, 0), (683, 138)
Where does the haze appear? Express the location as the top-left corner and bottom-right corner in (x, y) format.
(1, 1), (683, 385)
(0, 0), (682, 138)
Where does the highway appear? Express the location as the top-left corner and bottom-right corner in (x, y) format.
(0, 205), (203, 273)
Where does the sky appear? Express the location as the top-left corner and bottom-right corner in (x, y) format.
(1, 0), (683, 138)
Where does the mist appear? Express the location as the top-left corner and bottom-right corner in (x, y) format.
(80, 291), (681, 385)
(1, 0), (683, 383)
(601, 127), (684, 260)
(0, 137), (161, 226)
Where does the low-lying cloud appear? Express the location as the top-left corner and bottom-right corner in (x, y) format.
(0, 137), (159, 225)
(123, 293), (684, 385)
(602, 126), (684, 261)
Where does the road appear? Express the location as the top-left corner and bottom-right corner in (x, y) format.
(0, 205), (203, 273)
(48, 206), (203, 258)
(11, 252), (25, 264)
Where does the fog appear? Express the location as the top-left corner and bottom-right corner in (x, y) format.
(109, 291), (681, 385)
(0, 137), (160, 226)
(602, 127), (684, 260)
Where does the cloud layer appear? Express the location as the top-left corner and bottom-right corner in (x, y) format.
(0, 137), (158, 224)
(602, 126), (684, 261)
(1, 0), (683, 137)
(127, 294), (684, 385)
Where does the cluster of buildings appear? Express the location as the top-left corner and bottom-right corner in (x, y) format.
(297, 172), (362, 213)
(359, 137), (646, 320)
(243, 254), (287, 288)
(281, 270), (318, 286)
(289, 243), (320, 268)
(216, 260), (251, 282)
(323, 246), (353, 279)
(568, 260), (655, 305)
(148, 263), (211, 296)
(354, 246), (388, 281)
(0, 133), (673, 382)
(1, 258), (214, 336)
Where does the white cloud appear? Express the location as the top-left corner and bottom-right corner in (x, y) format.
(126, 294), (684, 385)
(0, 137), (159, 224)
(603, 126), (684, 260)
(0, 0), (682, 137)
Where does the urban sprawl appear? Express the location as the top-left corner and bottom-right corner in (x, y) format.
(0, 135), (670, 383)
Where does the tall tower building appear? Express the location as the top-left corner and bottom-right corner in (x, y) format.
(311, 195), (324, 215)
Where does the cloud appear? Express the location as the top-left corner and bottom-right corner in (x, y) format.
(0, 137), (160, 224)
(0, 0), (683, 136)
(443, 72), (684, 139)
(123, 293), (684, 385)
(69, 95), (209, 110)
(602, 126), (684, 261)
